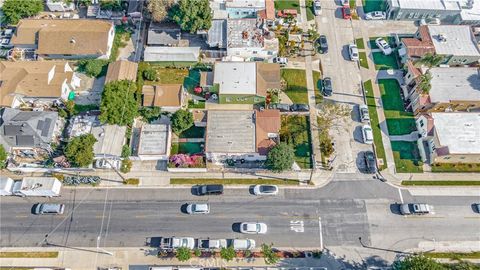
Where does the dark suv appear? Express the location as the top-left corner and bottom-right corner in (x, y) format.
(317, 35), (328, 54)
(364, 151), (376, 173)
(194, 184), (224, 196)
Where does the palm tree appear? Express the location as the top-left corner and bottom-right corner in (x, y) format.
(417, 72), (432, 94)
(415, 53), (444, 69)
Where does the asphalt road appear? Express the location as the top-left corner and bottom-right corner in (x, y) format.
(1, 179), (479, 251)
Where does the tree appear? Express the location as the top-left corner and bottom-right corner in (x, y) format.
(0, 145), (8, 169)
(100, 80), (138, 126)
(139, 107), (162, 122)
(171, 109), (193, 134)
(415, 53), (444, 69)
(319, 133), (334, 157)
(121, 145), (131, 158)
(417, 72), (432, 94)
(99, 0), (122, 11)
(393, 255), (446, 270)
(143, 67), (157, 81)
(1, 0), (43, 25)
(261, 243), (280, 265)
(175, 247), (192, 262)
(220, 246), (235, 261)
(266, 143), (295, 172)
(169, 0), (212, 33)
(120, 159), (132, 173)
(78, 59), (109, 78)
(65, 134), (97, 167)
(147, 0), (174, 22)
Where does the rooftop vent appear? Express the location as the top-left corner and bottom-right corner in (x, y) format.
(437, 34), (447, 43)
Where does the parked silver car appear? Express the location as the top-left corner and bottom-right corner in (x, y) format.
(186, 203), (210, 214)
(239, 222), (268, 234)
(348, 44), (359, 61)
(34, 203), (65, 215)
(399, 203), (431, 215)
(358, 104), (370, 122)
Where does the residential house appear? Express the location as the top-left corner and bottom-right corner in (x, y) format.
(10, 19), (115, 59)
(205, 110), (280, 164)
(386, 0), (480, 25)
(399, 25), (480, 65)
(416, 112), (480, 164)
(0, 108), (59, 152)
(143, 46), (200, 63)
(207, 19), (227, 49)
(142, 84), (186, 112)
(46, 0), (75, 12)
(135, 123), (172, 160)
(91, 124), (126, 159)
(214, 62), (281, 105)
(0, 61), (80, 108)
(403, 66), (480, 114)
(105, 60), (138, 84)
(147, 23), (182, 46)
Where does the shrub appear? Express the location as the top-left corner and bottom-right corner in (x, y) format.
(120, 159), (132, 173)
(121, 145), (131, 158)
(78, 59), (109, 78)
(220, 246), (235, 261)
(171, 109), (194, 134)
(143, 67), (157, 81)
(194, 248), (201, 257)
(123, 178), (139, 185)
(175, 247), (192, 262)
(261, 243), (280, 265)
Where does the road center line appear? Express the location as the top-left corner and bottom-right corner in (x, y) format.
(398, 188), (404, 204)
(318, 217), (323, 250)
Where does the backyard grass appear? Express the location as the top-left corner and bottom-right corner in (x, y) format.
(306, 0), (315, 20)
(362, 0), (386, 13)
(156, 67), (189, 84)
(313, 71), (323, 105)
(188, 99), (206, 109)
(364, 80), (387, 170)
(0, 252), (58, 258)
(179, 126), (205, 138)
(171, 178), (299, 185)
(274, 0), (300, 11)
(425, 252), (480, 259)
(355, 38), (365, 49)
(280, 115), (312, 169)
(281, 69), (309, 104)
(359, 52), (369, 69)
(391, 141), (423, 173)
(372, 52), (400, 70)
(378, 79), (417, 135)
(431, 163), (480, 173)
(402, 181), (480, 186)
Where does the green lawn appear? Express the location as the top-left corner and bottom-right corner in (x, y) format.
(359, 52), (369, 69)
(372, 52), (399, 70)
(425, 252), (480, 259)
(171, 178), (299, 185)
(378, 79), (416, 135)
(364, 80), (387, 170)
(0, 252), (58, 258)
(274, 0), (300, 11)
(280, 115), (312, 169)
(391, 141), (423, 173)
(281, 69), (309, 104)
(171, 142), (203, 155)
(313, 71), (323, 105)
(156, 67), (189, 84)
(179, 126), (205, 138)
(431, 163), (480, 173)
(188, 99), (205, 109)
(362, 0), (386, 13)
(402, 181), (480, 186)
(306, 0), (315, 20)
(355, 38), (365, 49)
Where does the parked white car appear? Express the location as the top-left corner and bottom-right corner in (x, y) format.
(361, 125), (374, 144)
(239, 222), (268, 234)
(186, 203), (210, 214)
(348, 44), (359, 61)
(95, 159), (121, 170)
(253, 185), (279, 196)
(313, 0), (322, 15)
(358, 104), (370, 122)
(365, 11), (386, 20)
(375, 38), (392, 55)
(232, 239), (256, 250)
(419, 18), (440, 26)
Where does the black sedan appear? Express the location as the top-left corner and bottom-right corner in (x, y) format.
(317, 35), (328, 54)
(290, 104), (310, 112)
(321, 77), (333, 96)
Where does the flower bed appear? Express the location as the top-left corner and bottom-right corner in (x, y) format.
(168, 154), (206, 169)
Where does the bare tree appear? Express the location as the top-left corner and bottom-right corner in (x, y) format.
(147, 0), (174, 22)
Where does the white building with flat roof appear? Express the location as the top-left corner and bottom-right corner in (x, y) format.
(214, 62), (257, 95)
(136, 124), (172, 160)
(429, 67), (480, 104)
(428, 25), (480, 65)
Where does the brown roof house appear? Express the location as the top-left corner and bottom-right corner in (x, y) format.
(142, 84), (186, 112)
(10, 19), (115, 60)
(255, 109), (281, 156)
(0, 61), (80, 108)
(105, 60), (138, 84)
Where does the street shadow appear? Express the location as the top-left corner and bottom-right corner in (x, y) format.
(389, 203), (403, 215)
(470, 203), (480, 214)
(353, 125), (364, 143)
(231, 222), (241, 233)
(31, 204), (39, 215)
(334, 7), (343, 19)
(248, 185), (256, 195)
(180, 203), (188, 214)
(356, 151), (367, 173)
(341, 45), (351, 61)
(145, 237), (161, 248)
(351, 104), (359, 122)
(191, 185), (200, 196)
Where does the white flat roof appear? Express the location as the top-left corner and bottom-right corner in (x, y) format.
(460, 0), (480, 21)
(138, 124), (170, 156)
(429, 67), (480, 103)
(206, 110), (255, 153)
(432, 112), (480, 154)
(428, 25), (480, 57)
(389, 0), (461, 10)
(214, 62), (257, 95)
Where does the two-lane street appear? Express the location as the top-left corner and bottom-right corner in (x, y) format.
(1, 179), (478, 252)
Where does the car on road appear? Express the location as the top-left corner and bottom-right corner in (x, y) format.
(348, 44), (359, 61)
(290, 104), (310, 112)
(232, 239), (256, 250)
(171, 237), (196, 249)
(317, 35), (328, 54)
(419, 18), (440, 26)
(321, 77), (333, 96)
(194, 184), (224, 196)
(375, 38), (392, 55)
(268, 103), (290, 112)
(342, 5), (352, 20)
(273, 57), (288, 66)
(365, 11), (386, 20)
(240, 222), (268, 234)
(253, 185), (279, 196)
(186, 203), (210, 214)
(358, 104), (370, 122)
(361, 125), (374, 144)
(399, 203), (431, 215)
(313, 0), (322, 15)
(364, 151), (376, 173)
(95, 159), (121, 170)
(34, 203), (65, 215)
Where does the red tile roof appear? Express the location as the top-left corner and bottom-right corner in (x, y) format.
(402, 26), (435, 58)
(255, 109), (281, 155)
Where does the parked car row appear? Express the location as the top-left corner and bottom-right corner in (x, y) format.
(399, 203), (480, 215)
(267, 103), (310, 112)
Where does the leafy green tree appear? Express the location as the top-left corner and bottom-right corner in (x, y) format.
(220, 246), (235, 261)
(261, 243), (280, 265)
(100, 80), (138, 126)
(77, 60), (109, 78)
(266, 143), (295, 172)
(143, 67), (157, 81)
(175, 247), (192, 262)
(65, 134), (97, 167)
(417, 72), (432, 94)
(121, 145), (131, 158)
(99, 0), (122, 11)
(171, 109), (194, 134)
(169, 0), (212, 33)
(415, 53), (444, 69)
(393, 255), (446, 270)
(1, 0), (43, 25)
(139, 107), (162, 122)
(0, 145), (8, 169)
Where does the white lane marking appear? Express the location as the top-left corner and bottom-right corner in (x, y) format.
(318, 217), (324, 250)
(290, 220), (304, 232)
(398, 188), (404, 204)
